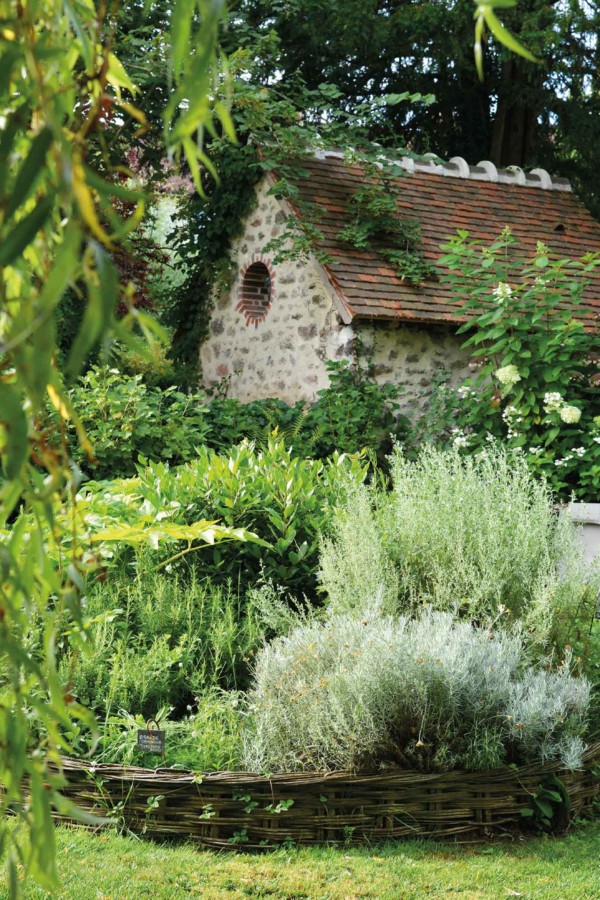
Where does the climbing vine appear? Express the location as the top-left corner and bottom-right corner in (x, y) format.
(167, 141), (261, 382)
(167, 39), (436, 379)
(336, 155), (434, 284)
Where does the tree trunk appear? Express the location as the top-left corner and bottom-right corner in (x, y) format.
(490, 59), (539, 167)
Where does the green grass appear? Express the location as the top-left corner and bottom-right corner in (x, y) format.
(6, 822), (600, 899)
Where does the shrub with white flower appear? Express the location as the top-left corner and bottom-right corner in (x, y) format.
(493, 282), (513, 303)
(543, 392), (563, 414)
(495, 365), (521, 388)
(429, 229), (600, 500)
(560, 405), (582, 424)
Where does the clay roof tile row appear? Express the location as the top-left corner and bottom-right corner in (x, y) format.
(279, 154), (600, 327)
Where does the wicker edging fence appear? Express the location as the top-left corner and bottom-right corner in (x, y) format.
(54, 745), (600, 849)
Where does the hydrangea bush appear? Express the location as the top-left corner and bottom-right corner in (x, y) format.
(244, 608), (590, 773)
(428, 229), (600, 501)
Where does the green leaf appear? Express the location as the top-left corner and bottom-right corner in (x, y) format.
(482, 8), (540, 65)
(5, 127), (53, 220)
(0, 193), (54, 267)
(535, 799), (554, 819)
(66, 242), (118, 379)
(170, 0), (195, 77)
(63, 0), (94, 72)
(0, 382), (28, 479)
(0, 115), (21, 194)
(85, 167), (145, 203)
(107, 52), (137, 94)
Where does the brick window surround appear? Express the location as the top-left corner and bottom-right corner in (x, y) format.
(237, 257), (275, 326)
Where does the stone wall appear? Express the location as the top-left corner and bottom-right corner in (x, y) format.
(358, 321), (470, 408)
(200, 180), (470, 409)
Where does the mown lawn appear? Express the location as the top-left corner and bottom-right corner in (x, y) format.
(5, 822), (600, 899)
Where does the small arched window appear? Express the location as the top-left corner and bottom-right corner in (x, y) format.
(237, 259), (274, 326)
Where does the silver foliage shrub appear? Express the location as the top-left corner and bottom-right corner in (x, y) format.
(318, 445), (600, 646)
(244, 608), (589, 773)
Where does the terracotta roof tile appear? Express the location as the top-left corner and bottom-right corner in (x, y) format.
(280, 155), (600, 328)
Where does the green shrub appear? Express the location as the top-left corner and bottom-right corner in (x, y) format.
(244, 608), (590, 773)
(113, 336), (178, 389)
(62, 366), (209, 479)
(94, 692), (244, 771)
(204, 396), (301, 451)
(319, 445), (600, 652)
(204, 358), (409, 461)
(430, 229), (600, 501)
(63, 572), (263, 718)
(77, 437), (368, 596)
(306, 358), (408, 460)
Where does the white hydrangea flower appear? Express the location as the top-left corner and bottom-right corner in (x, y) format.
(495, 365), (521, 387)
(493, 282), (512, 303)
(453, 434), (469, 448)
(560, 406), (582, 424)
(543, 392), (563, 414)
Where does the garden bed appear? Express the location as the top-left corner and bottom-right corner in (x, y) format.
(53, 745), (600, 849)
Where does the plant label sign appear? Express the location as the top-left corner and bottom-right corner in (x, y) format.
(137, 729), (166, 755)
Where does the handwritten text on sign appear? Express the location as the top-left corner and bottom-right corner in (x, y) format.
(137, 729), (166, 754)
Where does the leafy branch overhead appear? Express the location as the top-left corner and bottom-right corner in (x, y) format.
(90, 518), (269, 570)
(474, 1), (539, 80)
(0, 0), (230, 893)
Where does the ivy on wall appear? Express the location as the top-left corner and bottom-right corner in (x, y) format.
(166, 43), (436, 381)
(336, 155), (434, 284)
(167, 141), (261, 382)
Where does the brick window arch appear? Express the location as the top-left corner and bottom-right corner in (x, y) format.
(237, 257), (275, 326)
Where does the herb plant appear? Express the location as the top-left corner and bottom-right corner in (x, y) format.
(245, 608), (590, 774)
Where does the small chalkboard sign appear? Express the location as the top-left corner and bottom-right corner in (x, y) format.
(137, 718), (166, 755)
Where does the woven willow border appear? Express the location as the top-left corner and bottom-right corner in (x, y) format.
(54, 744), (600, 849)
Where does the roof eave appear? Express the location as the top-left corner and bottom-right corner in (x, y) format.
(264, 171), (355, 325)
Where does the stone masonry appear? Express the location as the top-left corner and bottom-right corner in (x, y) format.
(200, 180), (470, 409)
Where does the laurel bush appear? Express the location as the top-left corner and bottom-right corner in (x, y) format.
(244, 608), (589, 774)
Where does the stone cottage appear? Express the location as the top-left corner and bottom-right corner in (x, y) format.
(201, 151), (600, 408)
